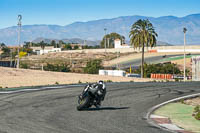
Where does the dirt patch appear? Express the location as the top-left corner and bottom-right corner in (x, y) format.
(0, 67), (155, 88)
(184, 97), (200, 106)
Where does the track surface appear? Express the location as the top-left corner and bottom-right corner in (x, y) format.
(117, 54), (198, 69)
(0, 82), (200, 133)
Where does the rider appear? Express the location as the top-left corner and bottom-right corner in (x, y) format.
(94, 80), (106, 107)
(81, 80), (106, 108)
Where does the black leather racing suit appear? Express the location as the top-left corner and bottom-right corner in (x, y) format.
(83, 83), (106, 106)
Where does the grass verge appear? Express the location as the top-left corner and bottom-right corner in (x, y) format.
(154, 103), (200, 133)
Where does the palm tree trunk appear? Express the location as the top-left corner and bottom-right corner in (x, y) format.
(141, 44), (144, 78)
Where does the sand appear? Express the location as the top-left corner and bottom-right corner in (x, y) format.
(0, 67), (155, 88)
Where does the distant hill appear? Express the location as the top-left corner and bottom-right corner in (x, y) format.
(156, 41), (173, 46)
(0, 13), (200, 45)
(32, 37), (100, 46)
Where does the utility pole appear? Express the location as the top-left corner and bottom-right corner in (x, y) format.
(107, 38), (110, 48)
(84, 40), (86, 49)
(10, 49), (12, 67)
(117, 51), (120, 70)
(104, 28), (107, 53)
(17, 15), (22, 69)
(183, 27), (187, 82)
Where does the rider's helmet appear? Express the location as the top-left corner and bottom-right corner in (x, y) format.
(98, 80), (104, 85)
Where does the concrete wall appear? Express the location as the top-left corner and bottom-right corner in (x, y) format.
(154, 45), (200, 53)
(61, 48), (140, 53)
(60, 45), (200, 54)
(34, 48), (62, 55)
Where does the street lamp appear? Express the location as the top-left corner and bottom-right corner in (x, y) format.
(104, 28), (107, 52)
(183, 27), (187, 82)
(17, 15), (22, 69)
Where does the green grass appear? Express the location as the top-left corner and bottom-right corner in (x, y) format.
(154, 103), (200, 133)
(160, 55), (200, 62)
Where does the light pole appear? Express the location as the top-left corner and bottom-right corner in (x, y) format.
(17, 15), (22, 69)
(107, 38), (110, 48)
(104, 28), (107, 52)
(183, 27), (187, 82)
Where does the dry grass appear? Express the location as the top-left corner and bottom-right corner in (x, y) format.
(184, 97), (200, 106)
(0, 67), (155, 88)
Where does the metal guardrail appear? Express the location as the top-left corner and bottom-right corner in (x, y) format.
(0, 61), (15, 67)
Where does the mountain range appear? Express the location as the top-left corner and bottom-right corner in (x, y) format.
(31, 37), (101, 46)
(0, 13), (200, 45)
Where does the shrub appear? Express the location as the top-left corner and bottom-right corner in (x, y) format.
(195, 112), (200, 120)
(20, 63), (29, 69)
(44, 63), (70, 72)
(134, 63), (181, 78)
(194, 105), (200, 113)
(180, 99), (185, 104)
(78, 80), (82, 84)
(106, 80), (112, 82)
(175, 78), (180, 82)
(84, 59), (103, 74)
(55, 82), (59, 85)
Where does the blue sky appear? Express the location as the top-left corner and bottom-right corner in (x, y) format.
(0, 0), (200, 29)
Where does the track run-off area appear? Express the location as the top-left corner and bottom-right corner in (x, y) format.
(0, 82), (200, 133)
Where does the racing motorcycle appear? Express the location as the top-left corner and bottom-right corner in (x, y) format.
(77, 81), (106, 111)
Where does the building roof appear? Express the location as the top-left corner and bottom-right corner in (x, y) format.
(114, 39), (121, 41)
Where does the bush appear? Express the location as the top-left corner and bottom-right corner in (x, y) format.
(194, 105), (200, 113)
(63, 44), (72, 50)
(84, 59), (103, 74)
(193, 105), (200, 120)
(44, 64), (70, 72)
(134, 63), (181, 78)
(175, 78), (180, 82)
(55, 82), (59, 85)
(195, 112), (200, 120)
(179, 99), (185, 104)
(20, 63), (29, 69)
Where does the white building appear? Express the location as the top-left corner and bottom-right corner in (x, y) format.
(31, 46), (61, 55)
(192, 56), (200, 81)
(99, 70), (126, 77)
(114, 39), (130, 48)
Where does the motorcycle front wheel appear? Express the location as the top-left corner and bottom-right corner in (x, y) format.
(77, 96), (92, 111)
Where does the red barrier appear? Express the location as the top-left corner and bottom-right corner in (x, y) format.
(164, 74), (167, 79)
(151, 74), (153, 78)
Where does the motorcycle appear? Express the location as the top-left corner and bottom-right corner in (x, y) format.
(77, 83), (105, 111)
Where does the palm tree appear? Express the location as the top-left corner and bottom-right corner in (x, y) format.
(129, 19), (157, 78)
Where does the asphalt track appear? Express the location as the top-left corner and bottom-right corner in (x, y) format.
(117, 54), (195, 69)
(0, 82), (200, 133)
